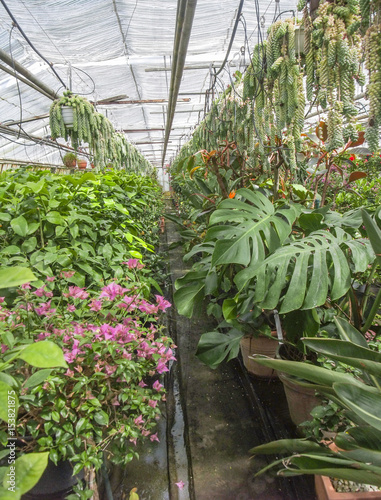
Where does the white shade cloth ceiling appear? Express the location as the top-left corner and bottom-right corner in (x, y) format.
(0, 0), (298, 176)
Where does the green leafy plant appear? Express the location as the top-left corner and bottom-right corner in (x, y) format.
(174, 189), (375, 368)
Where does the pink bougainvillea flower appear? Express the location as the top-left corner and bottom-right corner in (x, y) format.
(156, 359), (170, 374)
(134, 415), (144, 426)
(148, 399), (158, 408)
(1, 344), (8, 353)
(62, 271), (75, 278)
(138, 301), (158, 314)
(89, 299), (102, 312)
(67, 304), (76, 312)
(67, 286), (89, 300)
(34, 286), (46, 297)
(99, 282), (128, 301)
(65, 368), (74, 377)
(46, 276), (55, 282)
(150, 433), (160, 442)
(112, 395), (120, 406)
(35, 301), (56, 317)
(155, 295), (171, 311)
(139, 380), (148, 388)
(153, 380), (163, 391)
(126, 258), (144, 269)
(21, 283), (31, 290)
(175, 481), (185, 490)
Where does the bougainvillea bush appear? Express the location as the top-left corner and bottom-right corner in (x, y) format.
(0, 260), (175, 479)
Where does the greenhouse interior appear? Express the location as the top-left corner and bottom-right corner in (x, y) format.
(0, 0), (381, 499)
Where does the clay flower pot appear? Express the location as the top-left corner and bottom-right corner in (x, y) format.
(77, 159), (87, 169)
(315, 475), (381, 500)
(240, 334), (278, 378)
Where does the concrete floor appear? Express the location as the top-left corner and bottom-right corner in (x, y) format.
(117, 217), (316, 500)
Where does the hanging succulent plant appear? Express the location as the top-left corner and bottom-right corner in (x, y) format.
(301, 0), (363, 151)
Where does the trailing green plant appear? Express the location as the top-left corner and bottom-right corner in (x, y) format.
(301, 0), (363, 150)
(50, 91), (152, 171)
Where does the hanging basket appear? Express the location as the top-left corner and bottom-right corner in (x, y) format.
(61, 106), (74, 128)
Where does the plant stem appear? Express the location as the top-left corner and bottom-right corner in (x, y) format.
(361, 260), (377, 316)
(361, 284), (381, 334)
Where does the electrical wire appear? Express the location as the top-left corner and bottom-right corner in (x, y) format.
(8, 25), (22, 139)
(0, 0), (66, 90)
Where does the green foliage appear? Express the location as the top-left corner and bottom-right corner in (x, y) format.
(0, 168), (164, 288)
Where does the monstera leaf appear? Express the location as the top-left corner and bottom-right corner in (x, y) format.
(235, 227), (374, 313)
(206, 188), (299, 268)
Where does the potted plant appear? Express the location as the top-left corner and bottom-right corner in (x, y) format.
(0, 264), (174, 497)
(249, 210), (381, 496)
(174, 189), (375, 369)
(76, 158), (87, 169)
(62, 152), (77, 168)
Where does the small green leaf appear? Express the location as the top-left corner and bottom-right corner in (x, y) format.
(11, 215), (28, 237)
(94, 410), (109, 426)
(21, 237), (37, 254)
(24, 369), (53, 388)
(45, 211), (64, 225)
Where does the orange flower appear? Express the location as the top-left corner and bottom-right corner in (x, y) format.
(228, 190), (236, 198)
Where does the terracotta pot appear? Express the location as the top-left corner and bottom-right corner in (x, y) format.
(77, 159), (87, 169)
(240, 334), (278, 378)
(315, 475), (381, 500)
(278, 370), (322, 427)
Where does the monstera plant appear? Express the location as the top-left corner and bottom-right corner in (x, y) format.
(174, 188), (376, 368)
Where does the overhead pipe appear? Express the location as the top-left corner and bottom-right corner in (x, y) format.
(162, 0), (198, 165)
(0, 63), (54, 100)
(0, 47), (58, 100)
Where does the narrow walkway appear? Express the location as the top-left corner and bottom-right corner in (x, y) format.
(118, 215), (316, 500)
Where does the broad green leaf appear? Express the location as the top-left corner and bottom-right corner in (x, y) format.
(18, 342), (68, 368)
(252, 357), (366, 390)
(21, 237), (37, 254)
(0, 487), (21, 500)
(10, 215), (28, 237)
(208, 189), (297, 267)
(333, 383), (381, 431)
(0, 266), (36, 288)
(0, 382), (18, 422)
(1, 246), (20, 255)
(235, 229), (372, 313)
(222, 298), (237, 322)
(26, 179), (45, 194)
(45, 211), (64, 225)
(0, 213), (11, 222)
(196, 330), (243, 369)
(174, 274), (206, 318)
(102, 243), (113, 261)
(24, 369), (53, 388)
(27, 222), (40, 236)
(363, 209), (381, 265)
(0, 373), (17, 388)
(75, 417), (88, 434)
(334, 317), (368, 348)
(302, 338), (381, 377)
(250, 438), (327, 456)
(55, 226), (65, 237)
(3, 452), (49, 495)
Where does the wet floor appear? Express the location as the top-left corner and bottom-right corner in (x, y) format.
(116, 217), (316, 500)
